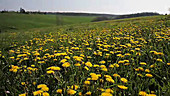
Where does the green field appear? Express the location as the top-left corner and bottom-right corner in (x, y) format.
(0, 13), (95, 32)
(0, 14), (170, 96)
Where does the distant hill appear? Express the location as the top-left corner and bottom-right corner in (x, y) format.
(115, 12), (160, 19)
(46, 12), (118, 17)
(91, 12), (160, 22)
(1, 10), (118, 17)
(0, 10), (160, 22)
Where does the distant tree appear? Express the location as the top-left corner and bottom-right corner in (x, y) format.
(1, 9), (8, 13)
(20, 8), (25, 13)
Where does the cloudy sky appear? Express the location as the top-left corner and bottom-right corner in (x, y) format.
(0, 0), (170, 14)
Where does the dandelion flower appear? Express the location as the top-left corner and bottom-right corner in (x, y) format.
(113, 74), (120, 78)
(19, 93), (26, 96)
(85, 62), (93, 67)
(140, 62), (147, 65)
(56, 89), (62, 94)
(33, 90), (43, 96)
(105, 88), (114, 93)
(167, 63), (170, 65)
(67, 89), (76, 95)
(74, 63), (81, 67)
(147, 94), (156, 96)
(62, 62), (71, 68)
(84, 80), (90, 85)
(71, 85), (79, 90)
(86, 91), (92, 95)
(145, 74), (153, 77)
(42, 92), (49, 96)
(47, 70), (55, 74)
(99, 60), (106, 64)
(117, 85), (128, 90)
(120, 78), (128, 83)
(139, 91), (147, 96)
(101, 92), (113, 96)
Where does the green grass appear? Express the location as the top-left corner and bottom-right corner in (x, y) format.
(0, 15), (169, 51)
(0, 14), (170, 96)
(0, 13), (95, 33)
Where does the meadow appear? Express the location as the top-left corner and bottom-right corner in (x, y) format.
(0, 13), (170, 96)
(0, 13), (95, 32)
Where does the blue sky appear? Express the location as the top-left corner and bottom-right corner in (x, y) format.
(0, 0), (170, 14)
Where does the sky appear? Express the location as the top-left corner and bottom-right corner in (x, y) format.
(0, 0), (170, 15)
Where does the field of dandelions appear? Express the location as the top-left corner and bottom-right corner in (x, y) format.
(0, 15), (170, 96)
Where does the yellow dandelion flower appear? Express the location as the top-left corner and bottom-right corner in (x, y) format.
(106, 78), (115, 83)
(62, 62), (71, 68)
(156, 59), (163, 62)
(47, 70), (55, 74)
(90, 73), (99, 80)
(84, 80), (90, 85)
(37, 84), (47, 89)
(85, 62), (93, 67)
(41, 86), (49, 91)
(109, 64), (114, 68)
(145, 74), (153, 77)
(86, 91), (92, 95)
(100, 65), (106, 68)
(135, 48), (140, 51)
(117, 54), (123, 57)
(120, 78), (128, 83)
(100, 79), (104, 83)
(94, 64), (100, 67)
(67, 89), (76, 95)
(74, 63), (81, 67)
(31, 65), (35, 67)
(78, 92), (82, 96)
(33, 82), (36, 85)
(99, 60), (106, 64)
(47, 66), (61, 71)
(139, 91), (147, 96)
(101, 92), (113, 96)
(113, 63), (119, 67)
(117, 85), (128, 90)
(33, 90), (43, 96)
(113, 74), (120, 78)
(139, 67), (144, 71)
(147, 94), (156, 96)
(42, 92), (49, 96)
(64, 56), (70, 59)
(145, 69), (150, 72)
(124, 63), (130, 65)
(101, 67), (108, 71)
(56, 89), (62, 94)
(167, 63), (170, 65)
(105, 88), (114, 93)
(124, 60), (129, 62)
(71, 85), (79, 90)
(19, 93), (26, 96)
(84, 66), (89, 71)
(98, 88), (105, 91)
(140, 62), (147, 65)
(10, 56), (15, 59)
(60, 59), (67, 63)
(21, 82), (25, 85)
(24, 57), (29, 60)
(87, 56), (92, 59)
(137, 73), (144, 77)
